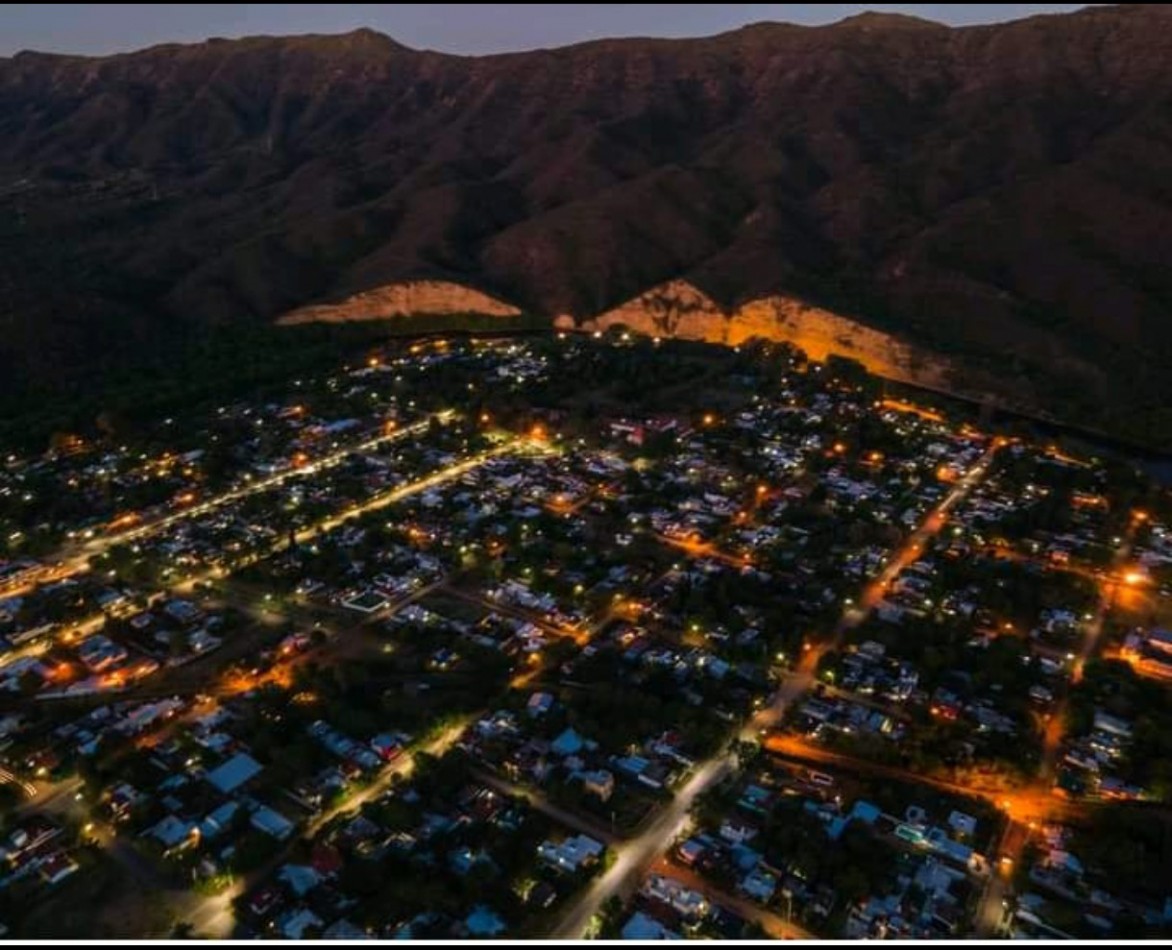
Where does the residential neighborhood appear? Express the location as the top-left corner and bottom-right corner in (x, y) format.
(0, 333), (1169, 939)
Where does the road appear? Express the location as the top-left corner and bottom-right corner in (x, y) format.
(6, 414), (454, 604)
(656, 533), (753, 569)
(974, 818), (1027, 938)
(550, 755), (732, 939)
(0, 764), (39, 797)
(284, 439), (539, 549)
(762, 734), (1087, 826)
(844, 442), (1000, 626)
(20, 775), (83, 814)
(1068, 518), (1139, 689)
(72, 413), (452, 560)
(310, 717), (471, 838)
(548, 440), (1000, 938)
(544, 479), (618, 518)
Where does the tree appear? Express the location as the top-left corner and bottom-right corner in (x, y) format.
(598, 895), (627, 938)
(168, 629), (190, 659)
(732, 739), (760, 770)
(18, 669), (41, 696)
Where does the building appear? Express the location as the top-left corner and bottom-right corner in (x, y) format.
(205, 753), (263, 794)
(537, 834), (605, 873)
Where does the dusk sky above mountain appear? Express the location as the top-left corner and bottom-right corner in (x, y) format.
(1, 3), (1092, 56)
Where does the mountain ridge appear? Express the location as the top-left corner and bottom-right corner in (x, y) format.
(3, 4), (1172, 444)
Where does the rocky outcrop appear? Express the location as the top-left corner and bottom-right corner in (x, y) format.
(568, 281), (952, 389)
(277, 281), (521, 325)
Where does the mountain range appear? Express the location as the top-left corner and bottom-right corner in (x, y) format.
(2, 4), (1172, 444)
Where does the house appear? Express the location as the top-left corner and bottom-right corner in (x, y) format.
(738, 784), (775, 816)
(550, 728), (586, 757)
(474, 710), (519, 740)
(612, 754), (669, 789)
(246, 885), (284, 920)
(926, 827), (974, 867)
(164, 599), (202, 626)
(37, 851), (79, 885)
(948, 811), (978, 838)
(741, 867), (777, 903)
(198, 801), (240, 840)
(848, 800), (882, 826)
(719, 817), (758, 845)
(527, 692), (555, 718)
(537, 834), (605, 873)
(622, 912), (681, 940)
(205, 752), (263, 794)
(148, 815), (195, 852)
(1093, 711), (1133, 739)
(76, 635), (128, 673)
(650, 731), (695, 766)
(274, 907), (323, 940)
(251, 806), (295, 841)
(676, 837), (708, 867)
(107, 783), (141, 820)
(464, 905), (506, 938)
(578, 769), (615, 802)
(322, 919), (369, 940)
(369, 733), (405, 762)
(645, 874), (709, 918)
(278, 864), (323, 898)
(448, 846), (494, 877)
(187, 629), (222, 655)
(95, 589), (130, 614)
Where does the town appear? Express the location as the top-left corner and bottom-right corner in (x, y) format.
(0, 331), (1169, 940)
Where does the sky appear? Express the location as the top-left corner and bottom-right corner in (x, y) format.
(0, 4), (1094, 57)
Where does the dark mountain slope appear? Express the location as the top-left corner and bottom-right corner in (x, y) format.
(2, 5), (1172, 442)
